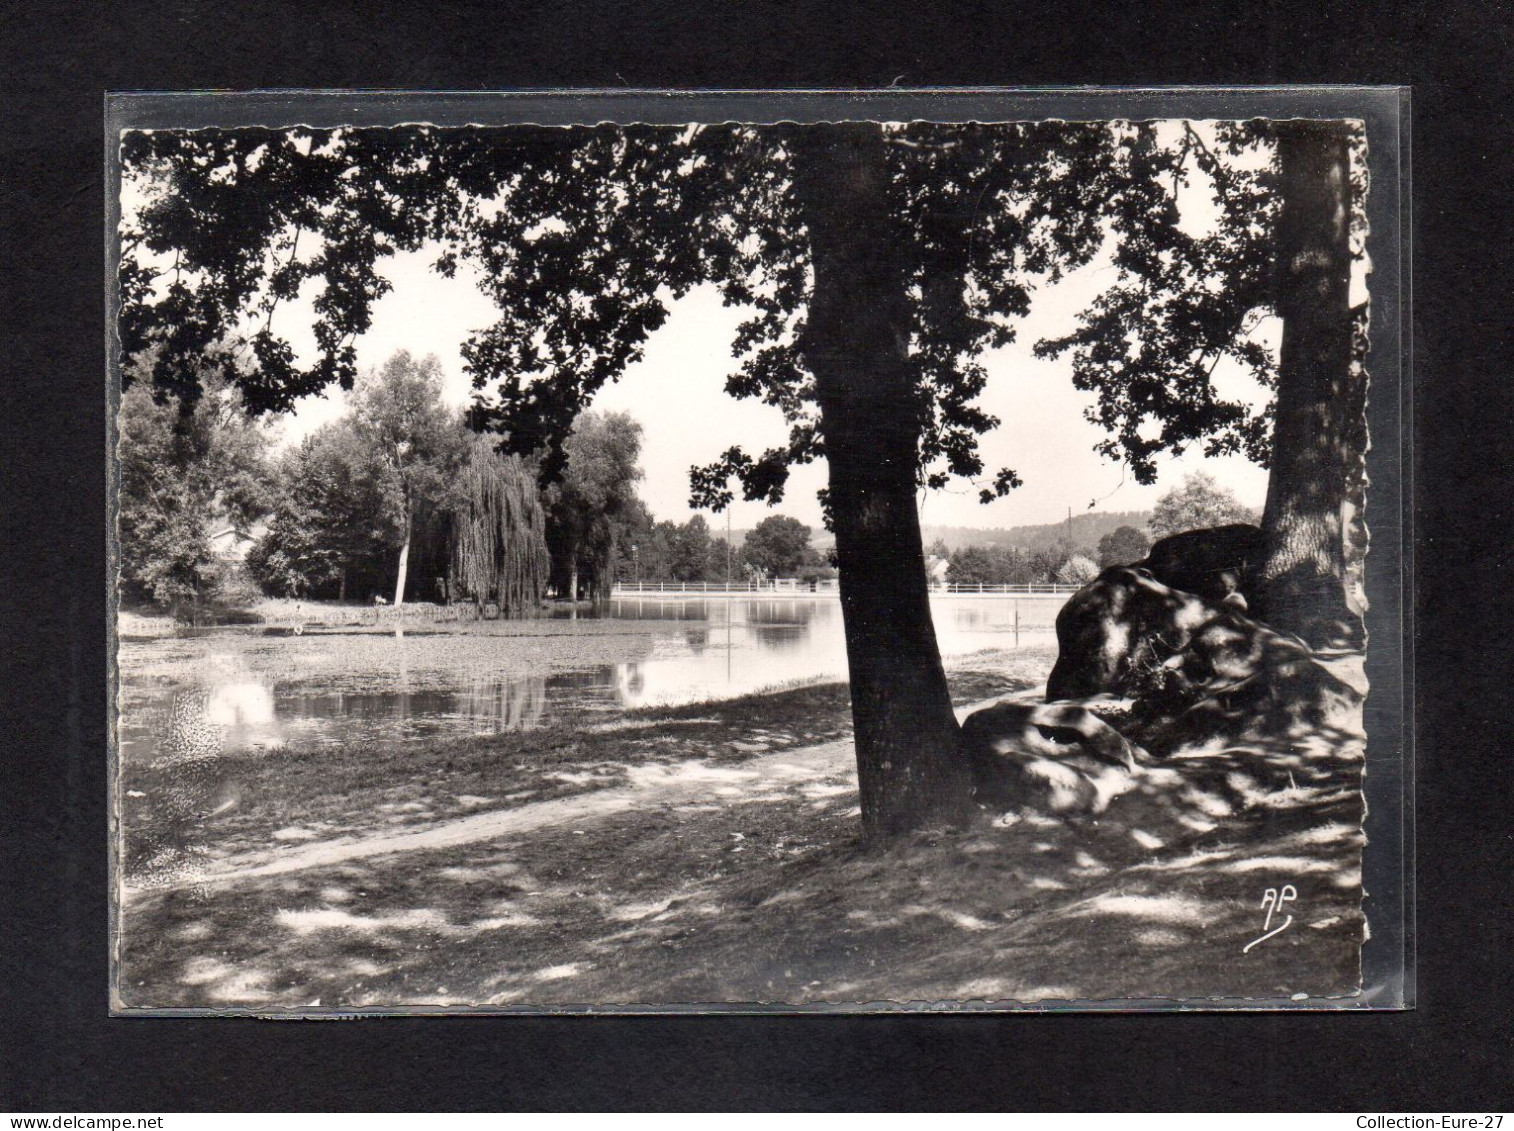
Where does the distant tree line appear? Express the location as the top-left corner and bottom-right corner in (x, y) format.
(613, 511), (834, 586)
(118, 350), (634, 612)
(936, 540), (1102, 588)
(118, 348), (838, 614)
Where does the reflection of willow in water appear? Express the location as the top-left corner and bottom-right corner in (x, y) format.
(460, 675), (548, 730)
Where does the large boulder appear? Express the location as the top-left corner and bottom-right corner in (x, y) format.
(1044, 567), (1362, 755)
(960, 701), (1150, 813)
(1046, 566), (1218, 701)
(1132, 612), (1363, 756)
(1138, 523), (1263, 607)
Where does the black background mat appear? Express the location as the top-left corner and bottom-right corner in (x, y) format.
(3, 0), (1510, 1110)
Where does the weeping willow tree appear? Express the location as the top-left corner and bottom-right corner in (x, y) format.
(449, 437), (550, 616)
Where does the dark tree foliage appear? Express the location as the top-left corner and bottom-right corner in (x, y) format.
(117, 375), (270, 610)
(794, 545), (838, 584)
(118, 121), (1139, 838)
(1097, 524), (1152, 568)
(616, 513), (740, 585)
(119, 124), (1117, 495)
(1028, 540), (1086, 585)
(741, 515), (813, 579)
(611, 498), (658, 583)
(946, 544), (1037, 587)
(1036, 120), (1368, 645)
(667, 515), (716, 582)
(1035, 122), (1280, 481)
(543, 411), (643, 603)
(246, 420), (398, 600)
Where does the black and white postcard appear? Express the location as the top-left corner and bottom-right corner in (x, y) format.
(109, 91), (1410, 1012)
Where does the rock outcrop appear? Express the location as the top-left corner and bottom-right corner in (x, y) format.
(1045, 565), (1218, 702)
(960, 701), (1149, 814)
(1045, 564), (1359, 744)
(1137, 523), (1263, 607)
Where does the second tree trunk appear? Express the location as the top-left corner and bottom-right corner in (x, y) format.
(1256, 119), (1365, 649)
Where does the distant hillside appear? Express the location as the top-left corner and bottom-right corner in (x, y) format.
(922, 510), (1152, 554)
(727, 512), (1151, 556)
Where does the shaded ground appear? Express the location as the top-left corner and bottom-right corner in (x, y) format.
(115, 642), (1365, 1011)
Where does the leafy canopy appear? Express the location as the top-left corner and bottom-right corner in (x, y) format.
(544, 410), (644, 591)
(247, 420), (399, 598)
(117, 372), (271, 607)
(741, 514), (813, 579)
(945, 544), (1036, 587)
(121, 122), (1132, 512)
(1037, 120), (1367, 484)
(349, 351), (466, 514)
(1097, 524), (1151, 567)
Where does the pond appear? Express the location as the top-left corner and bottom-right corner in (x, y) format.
(117, 595), (1064, 764)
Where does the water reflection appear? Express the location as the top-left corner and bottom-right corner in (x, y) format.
(205, 681), (274, 728)
(124, 596), (1064, 767)
(597, 597), (823, 627)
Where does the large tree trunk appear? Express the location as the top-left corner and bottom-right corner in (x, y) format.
(1255, 120), (1364, 649)
(393, 508), (412, 608)
(791, 123), (974, 842)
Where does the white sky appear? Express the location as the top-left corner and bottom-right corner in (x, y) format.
(265, 249), (1273, 532)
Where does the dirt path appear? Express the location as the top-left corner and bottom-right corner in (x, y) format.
(123, 735), (865, 895)
(122, 694), (1027, 897)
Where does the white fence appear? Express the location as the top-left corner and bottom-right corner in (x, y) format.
(613, 580), (836, 594)
(938, 582), (1081, 595)
(611, 580), (1080, 596)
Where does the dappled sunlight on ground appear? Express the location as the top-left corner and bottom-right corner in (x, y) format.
(116, 644), (1364, 1009)
(119, 721), (1363, 1009)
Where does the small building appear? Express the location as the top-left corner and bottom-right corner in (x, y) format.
(209, 525), (257, 563)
